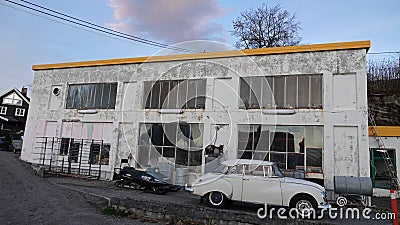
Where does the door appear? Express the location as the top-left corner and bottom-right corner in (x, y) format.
(241, 165), (283, 205)
(223, 164), (244, 201)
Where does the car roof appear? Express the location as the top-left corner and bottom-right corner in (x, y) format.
(221, 159), (274, 167)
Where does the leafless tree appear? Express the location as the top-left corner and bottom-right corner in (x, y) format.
(232, 4), (301, 49)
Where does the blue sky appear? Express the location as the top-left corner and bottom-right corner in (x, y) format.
(0, 0), (399, 94)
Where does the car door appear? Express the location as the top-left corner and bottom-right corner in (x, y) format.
(223, 165), (244, 201)
(241, 165), (283, 205)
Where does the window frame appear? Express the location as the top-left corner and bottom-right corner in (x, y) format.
(66, 83), (117, 110)
(239, 75), (323, 110)
(143, 79), (206, 109)
(0, 106), (6, 115)
(15, 108), (25, 117)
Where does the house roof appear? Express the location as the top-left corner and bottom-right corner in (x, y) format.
(32, 40), (371, 71)
(0, 88), (30, 105)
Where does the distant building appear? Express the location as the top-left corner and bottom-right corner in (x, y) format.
(0, 87), (30, 135)
(21, 40), (372, 199)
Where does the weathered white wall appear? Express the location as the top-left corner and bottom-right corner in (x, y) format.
(21, 48), (369, 195)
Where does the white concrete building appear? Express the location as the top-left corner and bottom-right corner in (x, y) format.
(21, 40), (372, 198)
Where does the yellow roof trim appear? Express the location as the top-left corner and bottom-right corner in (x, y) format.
(32, 40), (370, 71)
(369, 126), (400, 137)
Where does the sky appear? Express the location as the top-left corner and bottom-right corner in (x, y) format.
(0, 0), (399, 94)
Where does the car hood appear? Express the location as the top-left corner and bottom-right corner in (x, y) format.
(283, 177), (324, 191)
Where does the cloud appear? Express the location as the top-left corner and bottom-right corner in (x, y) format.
(107, 0), (227, 44)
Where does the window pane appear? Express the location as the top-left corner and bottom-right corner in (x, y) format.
(190, 123), (203, 148)
(81, 85), (89, 109)
(109, 83), (117, 109)
(189, 150), (202, 166)
(196, 79), (206, 109)
(163, 123), (176, 146)
(270, 152), (286, 170)
(66, 85), (76, 108)
(298, 76), (310, 108)
(270, 126), (288, 152)
(87, 85), (96, 109)
(176, 148), (189, 166)
(239, 77), (251, 109)
(72, 85), (82, 109)
(167, 81), (179, 109)
(262, 77), (274, 108)
(151, 82), (160, 109)
(285, 76), (297, 108)
(101, 83), (111, 109)
(143, 81), (153, 109)
(177, 81), (187, 109)
(94, 84), (103, 108)
(255, 125), (270, 150)
(238, 125), (253, 150)
(186, 80), (197, 109)
(273, 77), (285, 108)
(305, 126), (323, 148)
(310, 75), (322, 109)
(138, 124), (151, 145)
(160, 81), (169, 109)
(287, 153), (304, 170)
(250, 77), (261, 109)
(306, 148), (322, 167)
(138, 145), (150, 166)
(150, 123), (163, 146)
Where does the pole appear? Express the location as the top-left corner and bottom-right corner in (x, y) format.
(390, 189), (398, 225)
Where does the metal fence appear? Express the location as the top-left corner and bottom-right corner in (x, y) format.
(34, 137), (109, 179)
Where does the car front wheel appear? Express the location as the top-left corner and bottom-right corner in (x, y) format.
(207, 191), (227, 208)
(291, 195), (317, 216)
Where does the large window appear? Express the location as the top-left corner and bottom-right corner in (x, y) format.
(239, 75), (323, 109)
(3, 92), (22, 106)
(237, 125), (323, 175)
(143, 79), (206, 109)
(66, 83), (117, 109)
(138, 123), (203, 167)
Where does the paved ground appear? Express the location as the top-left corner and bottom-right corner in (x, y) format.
(0, 150), (397, 224)
(0, 151), (159, 225)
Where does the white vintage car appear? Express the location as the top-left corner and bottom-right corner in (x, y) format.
(185, 159), (330, 212)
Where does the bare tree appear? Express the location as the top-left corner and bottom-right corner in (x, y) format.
(232, 4), (301, 49)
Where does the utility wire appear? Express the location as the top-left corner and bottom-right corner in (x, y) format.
(368, 52), (400, 55)
(3, 0), (198, 53)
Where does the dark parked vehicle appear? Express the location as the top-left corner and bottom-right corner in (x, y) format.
(113, 167), (181, 194)
(0, 133), (23, 153)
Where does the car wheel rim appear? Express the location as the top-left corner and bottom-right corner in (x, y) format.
(296, 200), (313, 214)
(209, 192), (223, 205)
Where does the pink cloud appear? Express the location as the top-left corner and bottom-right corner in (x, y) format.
(107, 0), (226, 44)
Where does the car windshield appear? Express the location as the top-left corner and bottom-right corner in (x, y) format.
(213, 164), (228, 174)
(272, 164), (284, 177)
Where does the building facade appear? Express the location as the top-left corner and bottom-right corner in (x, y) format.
(21, 41), (371, 198)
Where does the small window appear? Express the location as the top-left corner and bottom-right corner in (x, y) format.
(59, 138), (70, 155)
(0, 106), (6, 115)
(15, 108), (25, 117)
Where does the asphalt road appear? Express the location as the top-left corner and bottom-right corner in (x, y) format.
(0, 151), (158, 225)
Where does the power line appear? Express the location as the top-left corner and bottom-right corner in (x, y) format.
(3, 0), (198, 53)
(368, 52), (400, 55)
